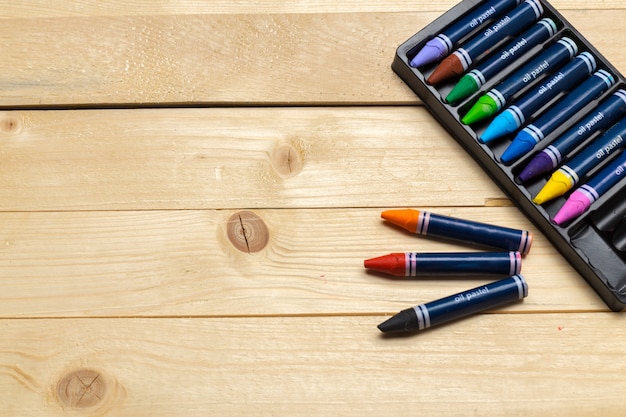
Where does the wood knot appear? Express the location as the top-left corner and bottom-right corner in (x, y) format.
(0, 113), (22, 134)
(56, 368), (107, 409)
(272, 142), (303, 177)
(227, 211), (269, 253)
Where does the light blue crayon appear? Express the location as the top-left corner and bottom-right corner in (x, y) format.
(519, 89), (626, 182)
(410, 0), (522, 67)
(501, 69), (615, 164)
(480, 51), (596, 143)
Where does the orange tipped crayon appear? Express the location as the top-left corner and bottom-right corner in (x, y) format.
(364, 251), (522, 277)
(381, 209), (533, 255)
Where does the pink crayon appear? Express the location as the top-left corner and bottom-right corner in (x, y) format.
(553, 153), (626, 225)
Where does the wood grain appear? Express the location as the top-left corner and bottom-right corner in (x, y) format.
(2, 0), (626, 415)
(1, 0), (623, 18)
(1, 10), (624, 107)
(2, 315), (626, 416)
(0, 107), (504, 211)
(0, 208), (604, 318)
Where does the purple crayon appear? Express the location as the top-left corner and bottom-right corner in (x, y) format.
(519, 89), (626, 182)
(410, 0), (522, 67)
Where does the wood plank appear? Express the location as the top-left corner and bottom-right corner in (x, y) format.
(1, 0), (622, 18)
(0, 208), (605, 318)
(0, 12), (417, 107)
(0, 107), (505, 211)
(1, 10), (624, 107)
(2, 314), (626, 416)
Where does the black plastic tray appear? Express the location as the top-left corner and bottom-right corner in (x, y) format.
(392, 0), (626, 311)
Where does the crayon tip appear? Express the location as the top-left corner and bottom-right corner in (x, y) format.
(410, 37), (449, 68)
(500, 130), (538, 165)
(381, 209), (419, 233)
(377, 308), (418, 333)
(533, 170), (575, 205)
(446, 74), (479, 104)
(480, 110), (520, 143)
(427, 53), (465, 85)
(364, 253), (406, 277)
(461, 94), (499, 125)
(518, 152), (555, 183)
(553, 191), (590, 225)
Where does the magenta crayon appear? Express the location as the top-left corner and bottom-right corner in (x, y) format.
(364, 251), (521, 277)
(553, 152), (626, 225)
(410, 0), (522, 67)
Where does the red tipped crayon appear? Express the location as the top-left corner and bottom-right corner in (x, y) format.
(364, 251), (522, 277)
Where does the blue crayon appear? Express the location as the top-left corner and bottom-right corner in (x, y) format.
(501, 69), (615, 164)
(462, 37), (578, 124)
(533, 117), (626, 204)
(410, 0), (522, 67)
(519, 89), (626, 182)
(480, 51), (596, 143)
(428, 0), (544, 85)
(446, 18), (557, 104)
(381, 209), (533, 254)
(553, 152), (626, 225)
(377, 275), (528, 333)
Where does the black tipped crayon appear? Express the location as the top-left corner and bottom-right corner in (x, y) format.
(378, 275), (528, 333)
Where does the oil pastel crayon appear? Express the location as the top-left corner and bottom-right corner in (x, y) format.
(480, 52), (596, 143)
(364, 251), (521, 277)
(427, 0), (543, 85)
(534, 117), (626, 204)
(446, 18), (557, 104)
(410, 0), (522, 68)
(500, 69), (615, 164)
(377, 274), (528, 333)
(519, 89), (626, 182)
(462, 37), (578, 125)
(381, 209), (533, 254)
(553, 152), (626, 225)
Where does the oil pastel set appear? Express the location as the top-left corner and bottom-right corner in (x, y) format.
(392, 0), (626, 311)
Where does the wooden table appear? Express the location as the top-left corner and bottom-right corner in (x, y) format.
(2, 1), (626, 415)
